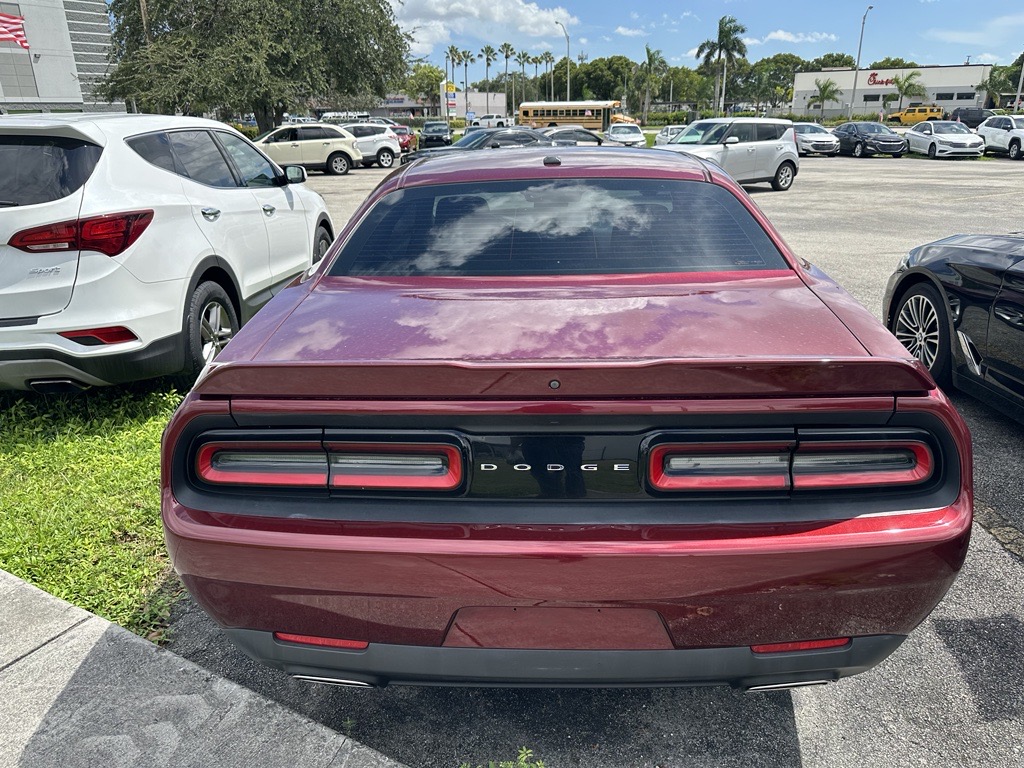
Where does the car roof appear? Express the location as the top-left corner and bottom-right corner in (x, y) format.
(0, 112), (236, 145)
(397, 146), (714, 187)
(692, 117), (793, 125)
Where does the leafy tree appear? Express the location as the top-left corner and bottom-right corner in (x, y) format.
(480, 45), (497, 112)
(406, 63), (444, 111)
(634, 45), (668, 123)
(868, 57), (918, 69)
(102, 0), (408, 132)
(810, 77), (843, 118)
(810, 52), (856, 71)
(696, 16), (748, 115)
(892, 70), (927, 109)
(750, 53), (808, 108)
(499, 42), (516, 113)
(662, 66), (704, 107)
(576, 55), (633, 101)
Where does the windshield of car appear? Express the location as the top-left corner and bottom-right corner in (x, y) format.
(452, 131), (498, 148)
(1011, 117), (1024, 130)
(669, 122), (717, 144)
(933, 123), (972, 135)
(423, 124), (448, 133)
(695, 123), (733, 144)
(795, 124), (829, 135)
(329, 178), (788, 277)
(857, 123), (897, 135)
(608, 125), (643, 137)
(0, 135), (102, 206)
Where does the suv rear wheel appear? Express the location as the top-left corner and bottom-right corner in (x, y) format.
(377, 148), (395, 168)
(1010, 140), (1022, 160)
(181, 281), (238, 380)
(771, 162), (795, 191)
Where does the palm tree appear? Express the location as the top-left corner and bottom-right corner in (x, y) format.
(499, 42), (515, 114)
(542, 51), (556, 100)
(810, 77), (843, 119)
(696, 15), (748, 116)
(892, 71), (927, 110)
(446, 44), (460, 91)
(461, 49), (476, 117)
(480, 45), (497, 113)
(515, 49), (530, 109)
(634, 45), (668, 124)
(975, 66), (1013, 109)
(532, 55), (542, 101)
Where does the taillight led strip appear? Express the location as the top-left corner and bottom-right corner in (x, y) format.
(650, 440), (934, 493)
(195, 441), (463, 491)
(9, 210), (154, 257)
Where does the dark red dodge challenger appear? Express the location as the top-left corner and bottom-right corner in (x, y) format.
(162, 148), (972, 691)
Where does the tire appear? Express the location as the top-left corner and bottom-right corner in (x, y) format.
(496, 122), (504, 127)
(892, 283), (952, 388)
(376, 148), (395, 168)
(326, 152), (350, 175)
(180, 282), (239, 382)
(312, 225), (332, 264)
(893, 152), (904, 158)
(1010, 140), (1022, 160)
(853, 142), (865, 158)
(927, 143), (937, 159)
(770, 161), (795, 191)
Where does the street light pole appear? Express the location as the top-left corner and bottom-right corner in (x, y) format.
(556, 21), (570, 100)
(848, 5), (873, 119)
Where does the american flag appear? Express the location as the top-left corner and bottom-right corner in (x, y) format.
(0, 12), (30, 50)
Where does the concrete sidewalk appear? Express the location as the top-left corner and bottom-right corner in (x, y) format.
(0, 570), (407, 768)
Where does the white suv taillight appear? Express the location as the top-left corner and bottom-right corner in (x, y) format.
(8, 210), (154, 256)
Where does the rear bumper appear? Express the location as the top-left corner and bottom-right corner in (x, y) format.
(225, 628), (907, 689)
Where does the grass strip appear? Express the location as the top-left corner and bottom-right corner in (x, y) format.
(0, 383), (183, 638)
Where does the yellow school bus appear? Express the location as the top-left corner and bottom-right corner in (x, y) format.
(517, 100), (636, 131)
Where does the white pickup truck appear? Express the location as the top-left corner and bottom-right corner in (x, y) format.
(471, 114), (515, 127)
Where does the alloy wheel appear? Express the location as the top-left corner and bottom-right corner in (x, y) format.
(895, 294), (940, 370)
(200, 300), (234, 363)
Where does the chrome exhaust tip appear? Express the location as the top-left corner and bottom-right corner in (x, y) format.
(291, 674), (376, 688)
(744, 679), (832, 693)
(27, 378), (90, 395)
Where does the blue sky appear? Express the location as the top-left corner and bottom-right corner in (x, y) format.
(391, 1), (1024, 74)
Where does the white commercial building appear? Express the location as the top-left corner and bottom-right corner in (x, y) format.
(0, 0), (121, 114)
(792, 64), (992, 118)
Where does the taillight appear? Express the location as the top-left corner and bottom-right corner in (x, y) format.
(59, 326), (139, 346)
(273, 632), (368, 650)
(8, 210), (154, 256)
(649, 436), (934, 492)
(649, 443), (791, 491)
(196, 442), (329, 487)
(792, 441), (932, 489)
(195, 441), (463, 491)
(326, 442), (462, 490)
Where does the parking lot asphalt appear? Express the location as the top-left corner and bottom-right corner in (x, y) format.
(5, 153), (1023, 768)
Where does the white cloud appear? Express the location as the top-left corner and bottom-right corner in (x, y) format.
(974, 53), (1001, 64)
(743, 37), (762, 46)
(615, 26), (646, 37)
(579, 37), (588, 45)
(685, 46), (700, 58)
(762, 30), (838, 44)
(630, 11), (640, 20)
(392, 0), (579, 56)
(923, 13), (1024, 46)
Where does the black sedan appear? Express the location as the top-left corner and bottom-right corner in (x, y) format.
(401, 127), (554, 164)
(884, 233), (1024, 423)
(833, 122), (907, 158)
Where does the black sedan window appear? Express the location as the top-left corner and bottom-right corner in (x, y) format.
(329, 179), (788, 277)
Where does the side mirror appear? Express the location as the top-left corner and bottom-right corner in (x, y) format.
(284, 165), (307, 184)
(489, 142), (501, 149)
(723, 136), (740, 145)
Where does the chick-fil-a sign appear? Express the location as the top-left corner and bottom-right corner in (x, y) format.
(867, 72), (895, 86)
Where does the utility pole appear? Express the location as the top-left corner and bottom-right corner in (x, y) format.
(848, 5), (873, 119)
(556, 21), (570, 100)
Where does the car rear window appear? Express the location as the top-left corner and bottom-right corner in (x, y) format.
(0, 135), (102, 206)
(329, 178), (788, 277)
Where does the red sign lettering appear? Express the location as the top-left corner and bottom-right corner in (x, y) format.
(867, 72), (895, 87)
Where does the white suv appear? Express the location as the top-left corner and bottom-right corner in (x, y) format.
(654, 117), (800, 191)
(471, 114), (513, 128)
(0, 114), (334, 392)
(339, 123), (402, 168)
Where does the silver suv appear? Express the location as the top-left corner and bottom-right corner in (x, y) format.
(653, 117), (800, 191)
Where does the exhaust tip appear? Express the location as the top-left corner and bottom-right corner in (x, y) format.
(27, 378), (91, 395)
(291, 674), (378, 688)
(744, 679), (832, 693)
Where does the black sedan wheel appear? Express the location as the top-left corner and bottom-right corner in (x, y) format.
(892, 283), (952, 387)
(853, 142), (866, 158)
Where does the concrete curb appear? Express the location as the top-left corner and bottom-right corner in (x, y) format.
(0, 570), (408, 768)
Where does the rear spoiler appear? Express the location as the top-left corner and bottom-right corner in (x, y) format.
(195, 358), (934, 399)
